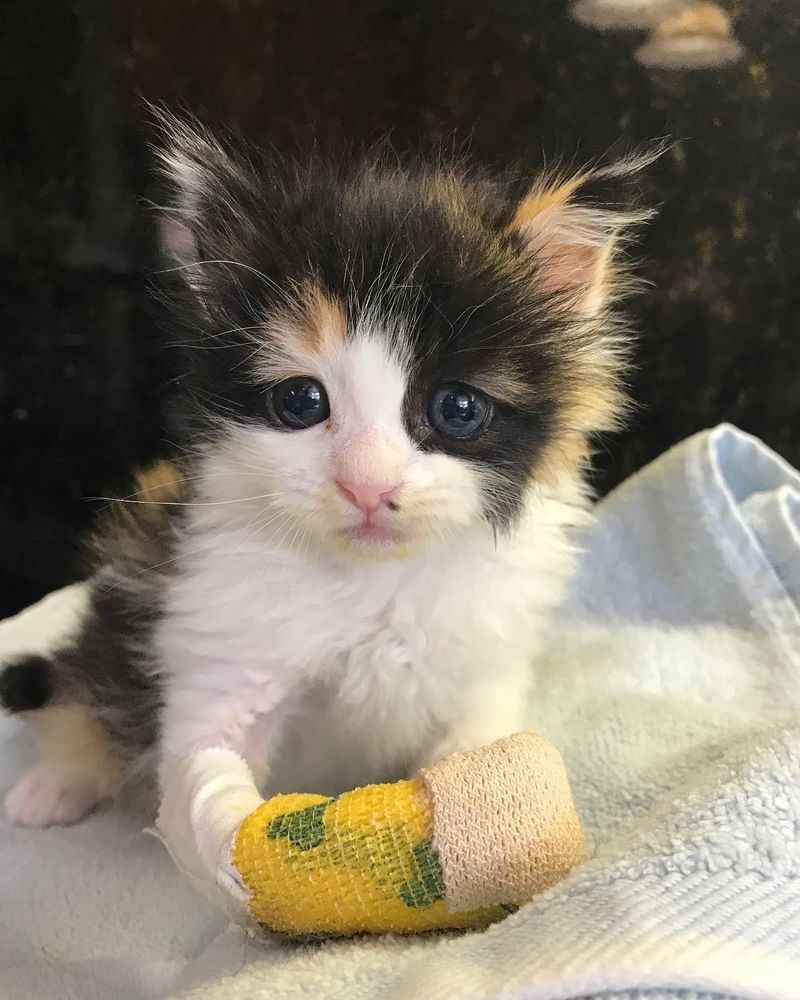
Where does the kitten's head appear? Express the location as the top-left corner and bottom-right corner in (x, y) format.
(155, 114), (654, 558)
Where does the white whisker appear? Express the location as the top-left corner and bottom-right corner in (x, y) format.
(89, 493), (288, 508)
(156, 258), (278, 289)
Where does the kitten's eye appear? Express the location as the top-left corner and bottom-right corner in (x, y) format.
(427, 384), (492, 441)
(273, 377), (330, 429)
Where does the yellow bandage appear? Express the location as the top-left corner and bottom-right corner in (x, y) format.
(232, 777), (506, 935)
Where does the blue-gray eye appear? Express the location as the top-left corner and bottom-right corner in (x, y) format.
(273, 377), (330, 429)
(427, 384), (491, 440)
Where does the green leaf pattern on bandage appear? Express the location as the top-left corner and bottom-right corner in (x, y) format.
(265, 804), (448, 910)
(398, 840), (446, 908)
(266, 800), (333, 851)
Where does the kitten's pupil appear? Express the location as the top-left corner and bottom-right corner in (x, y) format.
(274, 377), (330, 429)
(442, 392), (473, 423)
(428, 385), (491, 441)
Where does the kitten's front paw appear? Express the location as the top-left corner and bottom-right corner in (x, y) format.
(420, 725), (519, 771)
(420, 732), (481, 770)
(4, 762), (111, 828)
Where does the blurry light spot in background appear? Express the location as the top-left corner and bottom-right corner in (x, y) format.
(636, 3), (744, 68)
(571, 0), (744, 69)
(572, 0), (688, 30)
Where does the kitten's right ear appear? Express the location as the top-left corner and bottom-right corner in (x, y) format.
(507, 146), (662, 317)
(150, 108), (246, 266)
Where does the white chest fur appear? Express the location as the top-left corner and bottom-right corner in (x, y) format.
(154, 491), (584, 792)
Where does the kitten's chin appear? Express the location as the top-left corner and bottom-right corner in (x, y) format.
(332, 523), (421, 560)
(346, 522), (398, 545)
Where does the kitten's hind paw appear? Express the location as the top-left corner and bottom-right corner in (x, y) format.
(4, 760), (117, 828)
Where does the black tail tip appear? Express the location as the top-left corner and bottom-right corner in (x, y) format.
(0, 655), (53, 712)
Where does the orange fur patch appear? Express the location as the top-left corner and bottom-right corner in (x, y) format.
(536, 430), (591, 493)
(510, 174), (585, 230)
(116, 461), (185, 533)
(300, 285), (347, 356)
(536, 379), (625, 491)
(255, 284), (348, 384)
(563, 380), (625, 435)
(29, 704), (122, 794)
(132, 460), (185, 504)
(89, 460), (185, 574)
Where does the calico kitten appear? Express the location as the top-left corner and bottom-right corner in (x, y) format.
(0, 114), (653, 826)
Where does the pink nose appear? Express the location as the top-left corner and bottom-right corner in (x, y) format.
(337, 479), (400, 516)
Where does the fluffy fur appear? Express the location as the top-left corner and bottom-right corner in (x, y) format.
(1, 114), (655, 826)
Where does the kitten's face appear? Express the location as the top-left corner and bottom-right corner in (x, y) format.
(203, 330), (493, 556)
(158, 117), (651, 557)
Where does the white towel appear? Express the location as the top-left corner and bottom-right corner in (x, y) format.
(2, 424), (799, 1000)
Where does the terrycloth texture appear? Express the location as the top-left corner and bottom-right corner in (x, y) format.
(1, 424), (799, 999)
(0, 719), (225, 1000)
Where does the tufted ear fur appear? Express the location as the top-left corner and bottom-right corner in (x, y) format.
(508, 151), (659, 316)
(151, 108), (258, 270)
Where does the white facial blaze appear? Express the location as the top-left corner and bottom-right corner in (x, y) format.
(196, 317), (487, 555)
(326, 333), (411, 487)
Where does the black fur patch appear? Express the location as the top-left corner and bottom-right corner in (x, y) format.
(0, 654), (53, 712)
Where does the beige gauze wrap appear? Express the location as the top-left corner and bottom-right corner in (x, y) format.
(421, 733), (587, 912)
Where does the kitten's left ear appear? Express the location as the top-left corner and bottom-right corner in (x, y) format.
(508, 150), (659, 316)
(150, 107), (254, 267)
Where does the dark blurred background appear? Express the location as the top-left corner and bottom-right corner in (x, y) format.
(1, 0), (798, 617)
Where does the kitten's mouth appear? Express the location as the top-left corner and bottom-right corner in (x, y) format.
(342, 520), (402, 547)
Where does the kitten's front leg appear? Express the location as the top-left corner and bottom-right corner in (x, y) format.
(421, 660), (532, 768)
(157, 675), (291, 789)
(155, 672), (290, 914)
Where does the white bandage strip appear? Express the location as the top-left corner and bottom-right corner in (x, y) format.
(153, 748), (264, 928)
